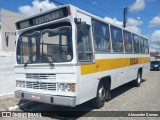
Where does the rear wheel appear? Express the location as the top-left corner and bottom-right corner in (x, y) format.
(133, 71), (142, 87)
(91, 82), (106, 109)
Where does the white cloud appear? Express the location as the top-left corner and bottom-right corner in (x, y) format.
(149, 16), (160, 27)
(150, 30), (160, 51)
(129, 0), (145, 12)
(19, 0), (57, 16)
(126, 18), (143, 34)
(104, 17), (142, 34)
(104, 17), (123, 26)
(151, 30), (160, 44)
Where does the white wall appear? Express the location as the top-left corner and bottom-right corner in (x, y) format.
(0, 56), (15, 95)
(1, 9), (25, 52)
(0, 27), (2, 51)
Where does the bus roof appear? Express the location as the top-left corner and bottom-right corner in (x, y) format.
(16, 4), (147, 39)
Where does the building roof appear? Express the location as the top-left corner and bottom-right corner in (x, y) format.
(150, 52), (160, 56)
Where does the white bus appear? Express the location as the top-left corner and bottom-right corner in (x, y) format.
(15, 4), (150, 108)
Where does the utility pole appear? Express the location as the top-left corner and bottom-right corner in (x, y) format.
(123, 7), (128, 28)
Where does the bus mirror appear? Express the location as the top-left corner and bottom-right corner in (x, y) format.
(79, 22), (88, 36)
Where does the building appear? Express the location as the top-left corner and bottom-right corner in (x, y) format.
(150, 52), (160, 60)
(0, 9), (25, 52)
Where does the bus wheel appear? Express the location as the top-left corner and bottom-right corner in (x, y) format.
(134, 71), (142, 87)
(91, 82), (106, 109)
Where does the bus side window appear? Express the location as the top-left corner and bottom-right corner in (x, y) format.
(123, 31), (133, 53)
(92, 19), (110, 52)
(140, 37), (145, 54)
(133, 34), (140, 53)
(144, 39), (149, 54)
(110, 26), (124, 52)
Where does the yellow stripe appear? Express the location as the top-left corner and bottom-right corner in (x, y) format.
(81, 57), (150, 75)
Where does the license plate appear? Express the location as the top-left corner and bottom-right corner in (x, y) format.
(31, 95), (40, 100)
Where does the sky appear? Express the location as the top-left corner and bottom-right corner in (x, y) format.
(0, 0), (160, 52)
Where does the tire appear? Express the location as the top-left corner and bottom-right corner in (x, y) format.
(91, 82), (106, 109)
(105, 88), (111, 102)
(133, 71), (142, 87)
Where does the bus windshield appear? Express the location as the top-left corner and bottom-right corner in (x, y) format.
(16, 26), (73, 64)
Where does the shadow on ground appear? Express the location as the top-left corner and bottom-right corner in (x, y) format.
(18, 79), (146, 119)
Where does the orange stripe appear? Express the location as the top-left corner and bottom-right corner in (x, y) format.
(81, 57), (150, 75)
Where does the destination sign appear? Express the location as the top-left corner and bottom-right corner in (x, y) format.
(32, 9), (65, 25)
(16, 7), (68, 29)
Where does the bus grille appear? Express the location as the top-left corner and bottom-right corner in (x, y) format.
(25, 81), (56, 91)
(26, 73), (56, 80)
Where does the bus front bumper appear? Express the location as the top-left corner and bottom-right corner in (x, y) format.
(15, 90), (76, 107)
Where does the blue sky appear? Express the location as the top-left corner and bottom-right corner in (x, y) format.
(0, 0), (160, 51)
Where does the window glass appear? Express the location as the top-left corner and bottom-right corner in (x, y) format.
(111, 26), (123, 52)
(144, 38), (149, 54)
(133, 34), (140, 53)
(17, 25), (73, 64)
(41, 26), (73, 63)
(77, 26), (93, 62)
(20, 37), (29, 63)
(140, 37), (145, 54)
(92, 19), (110, 51)
(123, 31), (133, 53)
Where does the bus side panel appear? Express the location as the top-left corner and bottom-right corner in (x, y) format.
(77, 65), (98, 105)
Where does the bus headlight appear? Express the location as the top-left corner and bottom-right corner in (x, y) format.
(16, 81), (25, 88)
(59, 83), (65, 91)
(66, 84), (72, 91)
(58, 83), (75, 92)
(21, 81), (25, 87)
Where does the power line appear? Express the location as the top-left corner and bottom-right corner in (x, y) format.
(82, 0), (115, 18)
(49, 0), (64, 5)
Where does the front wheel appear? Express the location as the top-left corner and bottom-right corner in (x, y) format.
(133, 71), (142, 87)
(91, 82), (106, 109)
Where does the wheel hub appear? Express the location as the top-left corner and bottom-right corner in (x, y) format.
(99, 87), (105, 101)
(138, 74), (141, 83)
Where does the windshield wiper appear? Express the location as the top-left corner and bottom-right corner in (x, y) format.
(49, 61), (54, 67)
(41, 52), (54, 67)
(24, 59), (30, 68)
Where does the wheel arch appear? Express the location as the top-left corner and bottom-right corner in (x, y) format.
(99, 76), (111, 91)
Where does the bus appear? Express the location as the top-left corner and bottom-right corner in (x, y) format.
(15, 4), (150, 108)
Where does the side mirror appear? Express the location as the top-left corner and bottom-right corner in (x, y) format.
(78, 22), (88, 36)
